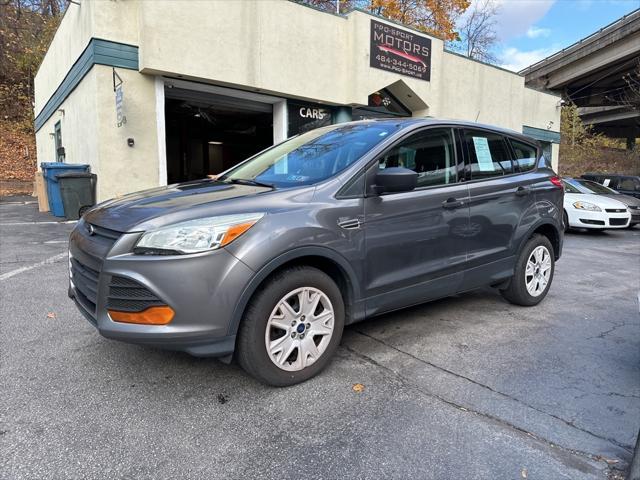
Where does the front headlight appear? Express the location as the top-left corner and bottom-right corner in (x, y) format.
(573, 201), (601, 212)
(135, 212), (264, 254)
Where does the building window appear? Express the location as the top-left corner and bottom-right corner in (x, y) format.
(54, 121), (64, 162)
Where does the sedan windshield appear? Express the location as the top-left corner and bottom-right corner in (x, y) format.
(575, 179), (618, 194)
(565, 178), (617, 195)
(219, 123), (402, 188)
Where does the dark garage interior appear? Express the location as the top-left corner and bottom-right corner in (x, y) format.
(164, 88), (274, 184)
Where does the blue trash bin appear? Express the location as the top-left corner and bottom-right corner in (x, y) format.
(41, 162), (90, 217)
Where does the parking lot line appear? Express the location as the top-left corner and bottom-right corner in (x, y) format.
(0, 252), (67, 281)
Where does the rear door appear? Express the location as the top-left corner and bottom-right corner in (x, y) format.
(363, 127), (469, 316)
(459, 129), (541, 289)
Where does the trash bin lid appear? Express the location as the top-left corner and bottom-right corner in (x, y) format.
(41, 162), (90, 170)
(56, 172), (94, 178)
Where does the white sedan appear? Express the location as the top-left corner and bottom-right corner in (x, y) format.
(562, 180), (630, 230)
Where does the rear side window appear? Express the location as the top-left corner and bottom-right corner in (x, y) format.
(463, 130), (514, 179)
(510, 139), (537, 172)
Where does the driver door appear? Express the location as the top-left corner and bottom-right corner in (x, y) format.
(363, 127), (469, 317)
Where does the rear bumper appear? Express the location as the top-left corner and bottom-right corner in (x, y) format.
(68, 223), (255, 357)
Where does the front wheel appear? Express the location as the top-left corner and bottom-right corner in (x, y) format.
(501, 234), (555, 306)
(236, 266), (345, 386)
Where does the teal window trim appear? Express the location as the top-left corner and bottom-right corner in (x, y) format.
(522, 125), (560, 144)
(34, 38), (139, 132)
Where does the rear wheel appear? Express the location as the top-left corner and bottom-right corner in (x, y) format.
(501, 234), (554, 306)
(236, 266), (345, 386)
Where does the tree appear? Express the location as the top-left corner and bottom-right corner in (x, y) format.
(448, 0), (499, 64)
(608, 59), (640, 111)
(0, 0), (66, 126)
(296, 0), (470, 40)
(368, 0), (470, 41)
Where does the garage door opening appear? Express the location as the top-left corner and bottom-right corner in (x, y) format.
(164, 87), (274, 184)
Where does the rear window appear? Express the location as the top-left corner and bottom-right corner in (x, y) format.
(510, 139), (537, 172)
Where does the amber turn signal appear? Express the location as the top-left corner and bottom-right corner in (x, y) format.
(108, 306), (175, 325)
(220, 221), (258, 247)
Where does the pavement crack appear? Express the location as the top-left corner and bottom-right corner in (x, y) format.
(341, 343), (610, 467)
(351, 329), (634, 453)
(586, 321), (628, 340)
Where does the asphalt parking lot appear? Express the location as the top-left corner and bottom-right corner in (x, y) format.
(1, 196), (639, 480)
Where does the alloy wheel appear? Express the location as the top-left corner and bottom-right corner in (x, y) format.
(525, 246), (552, 297)
(264, 287), (334, 372)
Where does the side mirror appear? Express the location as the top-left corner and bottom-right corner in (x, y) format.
(372, 167), (418, 195)
(635, 185), (640, 191)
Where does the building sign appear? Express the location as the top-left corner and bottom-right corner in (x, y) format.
(370, 20), (431, 81)
(115, 84), (125, 127)
(113, 68), (126, 127)
(287, 101), (333, 136)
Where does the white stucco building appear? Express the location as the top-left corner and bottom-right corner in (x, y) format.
(34, 0), (561, 201)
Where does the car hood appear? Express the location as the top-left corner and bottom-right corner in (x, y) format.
(564, 192), (629, 209)
(84, 179), (277, 232)
(600, 193), (640, 208)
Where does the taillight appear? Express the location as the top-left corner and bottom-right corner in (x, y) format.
(550, 176), (563, 188)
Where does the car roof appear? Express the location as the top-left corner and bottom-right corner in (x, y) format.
(339, 118), (538, 145)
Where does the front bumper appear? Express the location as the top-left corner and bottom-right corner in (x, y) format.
(572, 209), (630, 229)
(68, 221), (255, 357)
(628, 208), (640, 225)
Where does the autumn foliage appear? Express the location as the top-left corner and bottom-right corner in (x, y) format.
(0, 0), (65, 194)
(300, 0), (470, 40)
(368, 0), (470, 40)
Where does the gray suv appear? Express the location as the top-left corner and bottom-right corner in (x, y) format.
(69, 119), (564, 386)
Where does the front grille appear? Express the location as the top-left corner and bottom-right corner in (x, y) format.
(89, 223), (122, 241)
(69, 221), (124, 321)
(609, 218), (628, 226)
(605, 208), (626, 213)
(70, 257), (100, 315)
(107, 276), (165, 312)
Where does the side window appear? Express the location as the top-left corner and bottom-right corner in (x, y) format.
(618, 177), (638, 191)
(510, 139), (537, 172)
(378, 128), (457, 188)
(463, 130), (514, 179)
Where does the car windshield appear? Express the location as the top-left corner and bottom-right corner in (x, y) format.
(219, 123), (402, 188)
(574, 179), (617, 194)
(565, 178), (616, 195)
(562, 180), (582, 194)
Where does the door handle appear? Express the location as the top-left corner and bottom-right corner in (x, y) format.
(515, 186), (531, 197)
(442, 198), (465, 209)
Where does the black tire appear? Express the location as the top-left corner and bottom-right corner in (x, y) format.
(236, 266), (345, 386)
(563, 210), (569, 232)
(500, 234), (555, 307)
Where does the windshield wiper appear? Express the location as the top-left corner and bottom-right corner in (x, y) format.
(227, 178), (275, 189)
